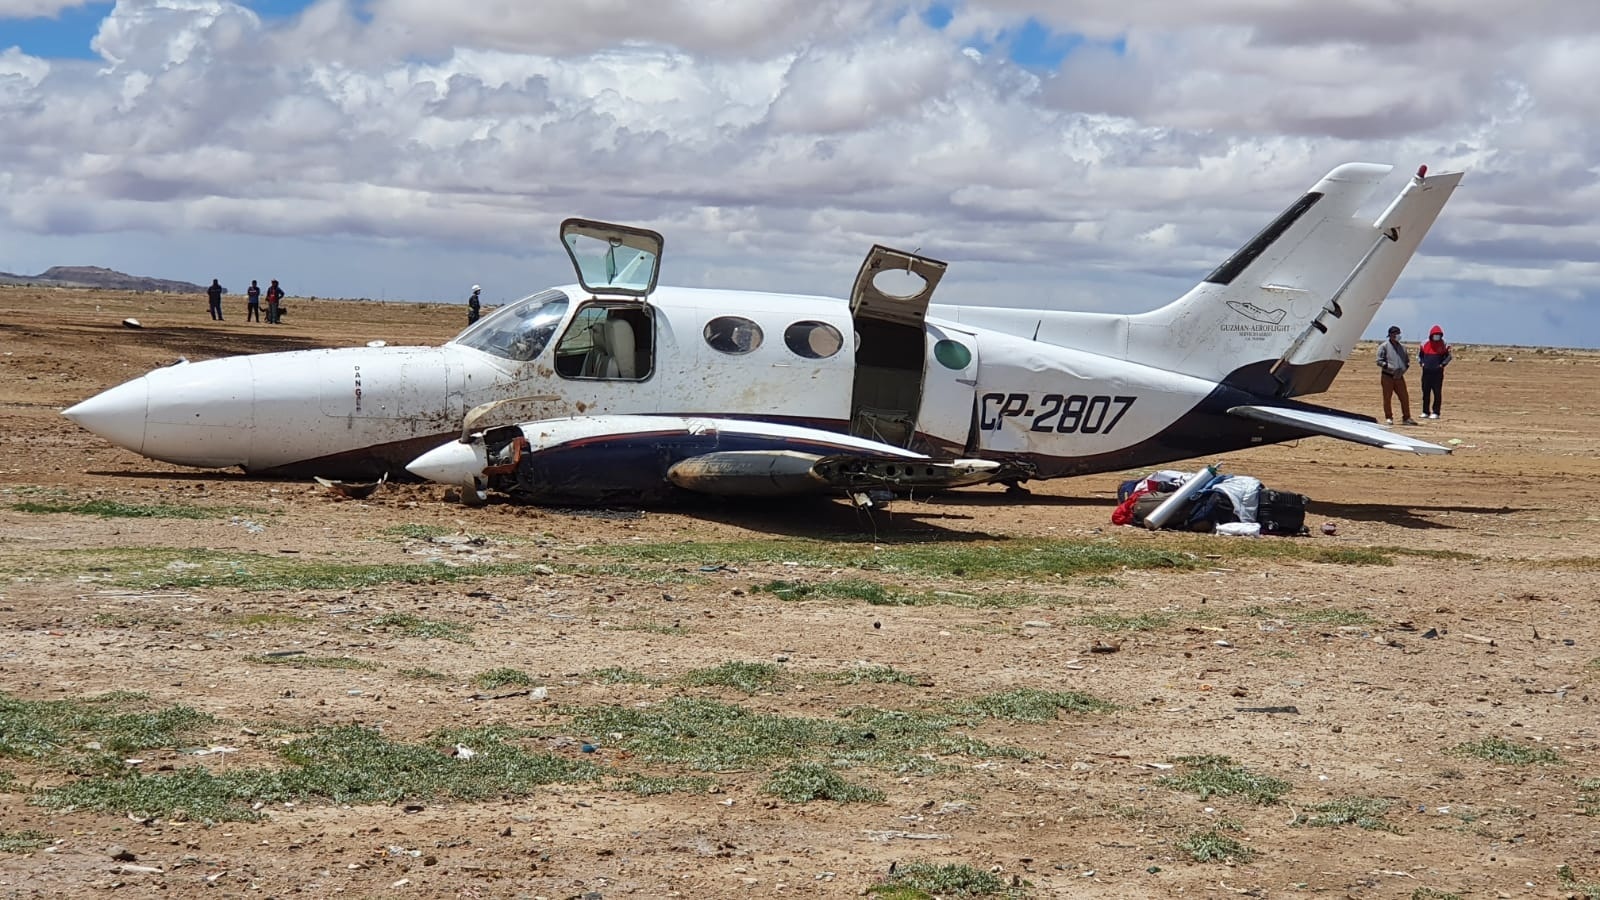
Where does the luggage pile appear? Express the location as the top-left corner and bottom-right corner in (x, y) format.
(1111, 468), (1308, 536)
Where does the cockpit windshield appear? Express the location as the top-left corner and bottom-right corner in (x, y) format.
(450, 289), (570, 362)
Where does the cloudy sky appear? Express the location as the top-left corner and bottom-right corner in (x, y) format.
(3, 1), (1598, 346)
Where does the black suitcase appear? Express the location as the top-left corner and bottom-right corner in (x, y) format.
(1258, 489), (1309, 535)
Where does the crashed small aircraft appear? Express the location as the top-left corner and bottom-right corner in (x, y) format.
(65, 163), (1461, 506)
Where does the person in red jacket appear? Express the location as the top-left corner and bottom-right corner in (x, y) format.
(1417, 324), (1453, 419)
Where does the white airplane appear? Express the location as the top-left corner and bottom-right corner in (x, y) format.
(64, 163), (1461, 506)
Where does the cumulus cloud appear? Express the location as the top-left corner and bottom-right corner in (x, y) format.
(0, 0), (1598, 344)
(0, 0), (93, 17)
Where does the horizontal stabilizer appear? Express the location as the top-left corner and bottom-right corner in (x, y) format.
(1228, 405), (1452, 455)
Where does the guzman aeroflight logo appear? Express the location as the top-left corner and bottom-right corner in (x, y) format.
(1225, 301), (1287, 325)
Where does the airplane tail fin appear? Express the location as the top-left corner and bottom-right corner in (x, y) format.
(1124, 164), (1463, 397)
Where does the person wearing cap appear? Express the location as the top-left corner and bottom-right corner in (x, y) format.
(1417, 325), (1453, 419)
(466, 285), (482, 325)
(1375, 325), (1418, 426)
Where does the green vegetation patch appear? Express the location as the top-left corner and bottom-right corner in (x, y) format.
(1451, 737), (1562, 766)
(830, 707), (1025, 772)
(397, 668), (451, 682)
(1246, 605), (1374, 626)
(680, 661), (785, 694)
(10, 499), (223, 519)
(0, 692), (212, 764)
(761, 762), (884, 803)
(36, 725), (597, 822)
(1558, 865), (1600, 900)
(369, 613), (473, 643)
(473, 668), (536, 690)
(869, 860), (1016, 898)
(755, 578), (1040, 609)
(1178, 826), (1257, 863)
(616, 774), (715, 796)
(1580, 778), (1600, 817)
(1410, 889), (1464, 900)
(244, 655), (376, 671)
(565, 699), (826, 771)
(759, 578), (894, 603)
(7, 548), (559, 592)
(952, 688), (1114, 723)
(0, 830), (51, 853)
(590, 667), (655, 685)
(1158, 754), (1291, 804)
(582, 537), (1200, 579)
(564, 699), (1020, 775)
(1291, 796), (1397, 831)
(826, 665), (921, 686)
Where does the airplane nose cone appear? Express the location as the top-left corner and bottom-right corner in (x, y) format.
(62, 377), (149, 452)
(406, 440), (489, 485)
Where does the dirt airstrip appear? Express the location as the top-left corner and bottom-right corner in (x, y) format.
(1, 287), (1598, 899)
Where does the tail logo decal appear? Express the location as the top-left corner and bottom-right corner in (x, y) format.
(1225, 301), (1288, 325)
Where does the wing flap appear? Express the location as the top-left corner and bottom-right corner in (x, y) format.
(1229, 405), (1451, 455)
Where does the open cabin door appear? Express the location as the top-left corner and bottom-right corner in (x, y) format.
(848, 246), (947, 449)
(552, 219), (665, 389)
(560, 218), (664, 300)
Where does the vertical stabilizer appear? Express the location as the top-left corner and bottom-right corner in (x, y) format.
(1123, 164), (1462, 396)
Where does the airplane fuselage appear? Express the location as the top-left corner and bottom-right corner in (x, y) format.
(64, 284), (1286, 484)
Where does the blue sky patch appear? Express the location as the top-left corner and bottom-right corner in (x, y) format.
(0, 0), (320, 60)
(1, 2), (111, 60)
(917, 6), (1124, 70)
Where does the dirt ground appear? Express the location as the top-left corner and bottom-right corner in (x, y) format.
(1, 286), (1597, 899)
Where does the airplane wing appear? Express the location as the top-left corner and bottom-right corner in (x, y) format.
(1228, 405), (1452, 455)
(408, 413), (1003, 505)
(666, 450), (1000, 498)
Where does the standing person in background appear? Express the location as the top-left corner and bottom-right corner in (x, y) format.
(1417, 324), (1453, 419)
(265, 279), (284, 324)
(207, 279), (225, 321)
(467, 284), (482, 325)
(245, 280), (262, 323)
(1376, 325), (1418, 426)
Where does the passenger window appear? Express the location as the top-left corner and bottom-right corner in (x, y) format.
(554, 305), (652, 380)
(704, 316), (763, 355)
(783, 321), (843, 359)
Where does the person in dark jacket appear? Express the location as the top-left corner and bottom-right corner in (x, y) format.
(1417, 324), (1453, 419)
(467, 284), (482, 325)
(265, 280), (284, 324)
(207, 279), (225, 321)
(246, 280), (261, 322)
(1376, 325), (1417, 426)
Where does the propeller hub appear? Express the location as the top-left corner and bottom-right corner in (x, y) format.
(407, 440), (488, 487)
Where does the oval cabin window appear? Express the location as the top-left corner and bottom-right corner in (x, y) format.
(703, 316), (764, 355)
(783, 321), (844, 359)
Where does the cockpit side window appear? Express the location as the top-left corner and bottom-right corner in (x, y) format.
(452, 289), (570, 362)
(554, 304), (654, 381)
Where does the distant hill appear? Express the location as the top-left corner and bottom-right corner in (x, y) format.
(0, 266), (206, 294)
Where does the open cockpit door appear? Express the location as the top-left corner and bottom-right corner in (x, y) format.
(560, 219), (664, 300)
(847, 246), (948, 449)
(555, 219), (663, 384)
